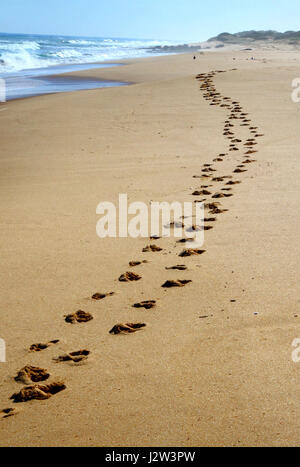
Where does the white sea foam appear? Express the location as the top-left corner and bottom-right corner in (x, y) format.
(0, 34), (182, 75)
(66, 39), (98, 45)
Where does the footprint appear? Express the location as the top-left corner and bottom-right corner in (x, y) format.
(162, 280), (192, 288)
(233, 168), (247, 173)
(226, 180), (241, 185)
(212, 193), (233, 198)
(133, 300), (156, 310)
(176, 238), (192, 244)
(202, 168), (216, 173)
(119, 272), (142, 282)
(205, 202), (219, 209)
(109, 323), (146, 335)
(65, 310), (93, 324)
(185, 225), (203, 232)
(10, 382), (66, 403)
(142, 245), (163, 252)
(30, 340), (59, 352)
(208, 205), (228, 214)
(212, 177), (225, 182)
(243, 159), (256, 164)
(165, 265), (187, 271)
(192, 190), (211, 196)
(129, 260), (148, 267)
(92, 292), (114, 300)
(15, 366), (50, 384)
(54, 350), (90, 363)
(1, 408), (18, 420)
(213, 207), (228, 214)
(179, 249), (206, 257)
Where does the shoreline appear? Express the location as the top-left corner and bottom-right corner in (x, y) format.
(1, 62), (129, 101)
(0, 50), (300, 446)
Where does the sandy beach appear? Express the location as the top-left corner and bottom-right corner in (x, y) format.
(0, 49), (300, 446)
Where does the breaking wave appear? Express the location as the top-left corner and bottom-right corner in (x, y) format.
(0, 33), (181, 74)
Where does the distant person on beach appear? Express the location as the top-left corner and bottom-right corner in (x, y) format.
(193, 56), (196, 60)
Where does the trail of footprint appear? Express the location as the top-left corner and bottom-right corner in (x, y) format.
(3, 68), (265, 418)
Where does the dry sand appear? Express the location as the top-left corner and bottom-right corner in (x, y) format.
(0, 49), (299, 446)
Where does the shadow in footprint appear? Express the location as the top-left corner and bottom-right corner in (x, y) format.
(10, 382), (66, 403)
(119, 272), (142, 282)
(234, 168), (247, 174)
(92, 292), (114, 300)
(166, 265), (187, 271)
(15, 366), (50, 384)
(142, 245), (163, 253)
(129, 260), (148, 267)
(54, 350), (90, 363)
(162, 280), (192, 288)
(65, 310), (93, 324)
(30, 340), (59, 352)
(179, 249), (206, 257)
(1, 408), (18, 419)
(133, 301), (156, 310)
(109, 323), (146, 335)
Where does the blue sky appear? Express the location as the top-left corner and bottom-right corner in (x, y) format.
(1, 0), (300, 41)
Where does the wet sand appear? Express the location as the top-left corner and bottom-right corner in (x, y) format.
(0, 49), (300, 446)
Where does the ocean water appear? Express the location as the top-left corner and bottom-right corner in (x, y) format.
(0, 33), (178, 74)
(0, 33), (179, 99)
